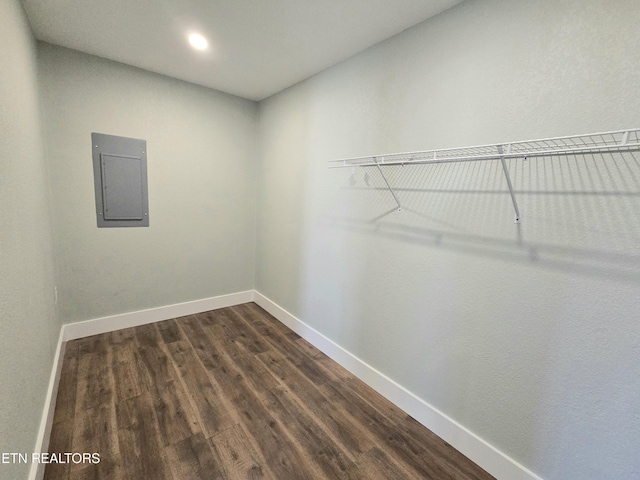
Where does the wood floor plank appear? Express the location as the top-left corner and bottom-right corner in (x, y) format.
(235, 303), (304, 346)
(165, 433), (226, 480)
(66, 464), (101, 480)
(233, 304), (339, 386)
(155, 318), (185, 344)
(134, 322), (164, 348)
(133, 327), (176, 388)
(47, 303), (495, 480)
(320, 380), (493, 480)
(288, 382), (378, 459)
(318, 380), (441, 479)
(351, 447), (420, 480)
(43, 419), (75, 480)
(265, 386), (360, 479)
(107, 329), (144, 403)
(178, 316), (313, 480)
(70, 335), (120, 480)
(111, 360), (141, 404)
(177, 317), (231, 378)
(200, 308), (270, 355)
(212, 321), (281, 396)
(165, 340), (235, 438)
(343, 378), (492, 480)
(75, 336), (113, 411)
(150, 379), (202, 447)
(294, 337), (356, 383)
(108, 327), (136, 347)
(184, 316), (280, 398)
(242, 304), (486, 478)
(233, 303), (291, 337)
(230, 400), (317, 480)
(70, 402), (121, 480)
(115, 391), (172, 479)
(209, 424), (268, 480)
(256, 348), (316, 393)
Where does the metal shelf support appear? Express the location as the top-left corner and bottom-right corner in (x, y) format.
(329, 129), (640, 224)
(375, 157), (402, 212)
(497, 145), (521, 223)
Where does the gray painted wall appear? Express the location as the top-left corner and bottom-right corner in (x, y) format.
(0, 0), (60, 478)
(38, 43), (258, 324)
(3, 1), (639, 479)
(255, 1), (640, 479)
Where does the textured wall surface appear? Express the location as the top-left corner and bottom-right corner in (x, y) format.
(0, 0), (60, 478)
(255, 1), (640, 478)
(38, 44), (258, 324)
(5, 1), (640, 479)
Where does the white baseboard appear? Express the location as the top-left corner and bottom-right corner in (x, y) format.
(34, 289), (542, 480)
(29, 329), (66, 480)
(253, 291), (543, 480)
(30, 290), (254, 480)
(62, 290), (254, 341)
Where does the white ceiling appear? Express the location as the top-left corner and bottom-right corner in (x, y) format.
(21, 0), (462, 101)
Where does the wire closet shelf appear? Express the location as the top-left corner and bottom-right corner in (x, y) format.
(328, 128), (640, 223)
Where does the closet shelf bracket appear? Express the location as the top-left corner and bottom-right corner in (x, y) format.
(329, 128), (640, 224)
(375, 157), (402, 212)
(497, 144), (521, 223)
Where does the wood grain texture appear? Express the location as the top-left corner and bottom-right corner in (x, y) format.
(45, 303), (495, 480)
(165, 433), (226, 480)
(210, 424), (265, 480)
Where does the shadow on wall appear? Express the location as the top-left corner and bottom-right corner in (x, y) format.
(323, 150), (640, 284)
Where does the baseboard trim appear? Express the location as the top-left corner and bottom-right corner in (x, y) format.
(31, 290), (255, 480)
(62, 290), (255, 341)
(253, 291), (543, 480)
(35, 289), (541, 480)
(29, 328), (66, 480)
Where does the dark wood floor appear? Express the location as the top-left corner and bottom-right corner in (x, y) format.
(45, 302), (494, 480)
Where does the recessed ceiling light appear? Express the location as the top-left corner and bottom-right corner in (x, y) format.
(188, 33), (208, 51)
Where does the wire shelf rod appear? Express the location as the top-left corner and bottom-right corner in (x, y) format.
(329, 128), (640, 224)
(328, 128), (640, 169)
(375, 162), (402, 212)
(328, 145), (640, 168)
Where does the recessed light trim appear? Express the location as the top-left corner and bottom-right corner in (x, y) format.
(188, 33), (208, 51)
